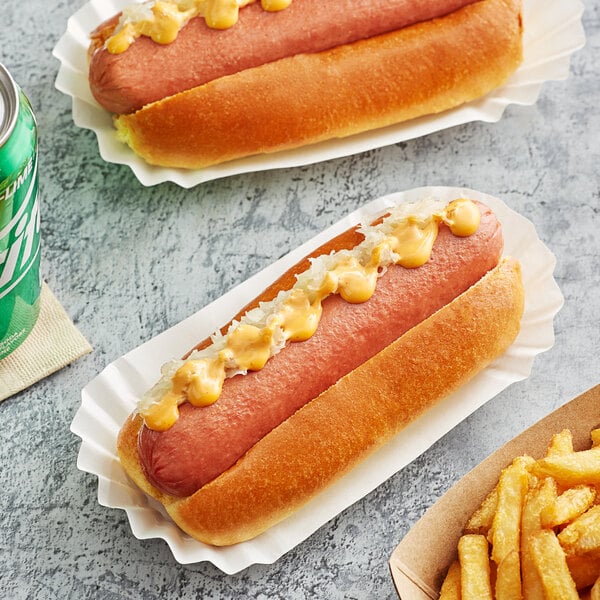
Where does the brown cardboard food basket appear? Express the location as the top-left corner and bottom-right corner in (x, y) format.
(389, 384), (600, 600)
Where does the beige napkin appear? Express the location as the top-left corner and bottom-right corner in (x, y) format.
(0, 283), (92, 401)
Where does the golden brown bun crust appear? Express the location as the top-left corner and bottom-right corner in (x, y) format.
(114, 0), (522, 169)
(117, 257), (524, 545)
(88, 15), (120, 64)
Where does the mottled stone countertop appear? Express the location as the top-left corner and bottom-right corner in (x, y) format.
(1, 1), (598, 598)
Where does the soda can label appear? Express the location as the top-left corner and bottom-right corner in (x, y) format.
(0, 66), (41, 361)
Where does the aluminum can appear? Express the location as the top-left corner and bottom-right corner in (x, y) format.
(0, 63), (41, 360)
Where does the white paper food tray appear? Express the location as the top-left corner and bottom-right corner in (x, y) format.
(53, 0), (585, 187)
(72, 186), (563, 573)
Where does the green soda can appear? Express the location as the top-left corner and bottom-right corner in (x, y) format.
(0, 63), (41, 360)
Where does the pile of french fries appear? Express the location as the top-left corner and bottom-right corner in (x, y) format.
(440, 427), (600, 599)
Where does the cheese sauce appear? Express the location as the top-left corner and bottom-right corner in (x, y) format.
(106, 0), (293, 54)
(139, 198), (480, 431)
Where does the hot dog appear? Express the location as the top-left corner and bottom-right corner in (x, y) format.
(88, 0), (523, 169)
(117, 197), (525, 545)
(89, 0), (483, 115)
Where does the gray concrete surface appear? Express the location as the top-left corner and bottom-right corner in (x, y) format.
(0, 1), (598, 598)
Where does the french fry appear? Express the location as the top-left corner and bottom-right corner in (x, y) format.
(546, 429), (574, 457)
(441, 427), (600, 599)
(531, 447), (600, 486)
(521, 477), (557, 600)
(464, 486), (499, 537)
(528, 529), (579, 600)
(495, 550), (521, 600)
(541, 484), (596, 528)
(458, 534), (494, 600)
(439, 560), (461, 600)
(490, 457), (531, 566)
(558, 505), (600, 556)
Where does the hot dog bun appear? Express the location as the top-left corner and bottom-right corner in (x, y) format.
(90, 0), (523, 169)
(118, 256), (524, 545)
(136, 201), (504, 497)
(118, 200), (523, 545)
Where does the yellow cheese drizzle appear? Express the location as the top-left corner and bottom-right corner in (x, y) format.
(106, 0), (293, 54)
(141, 198), (480, 431)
